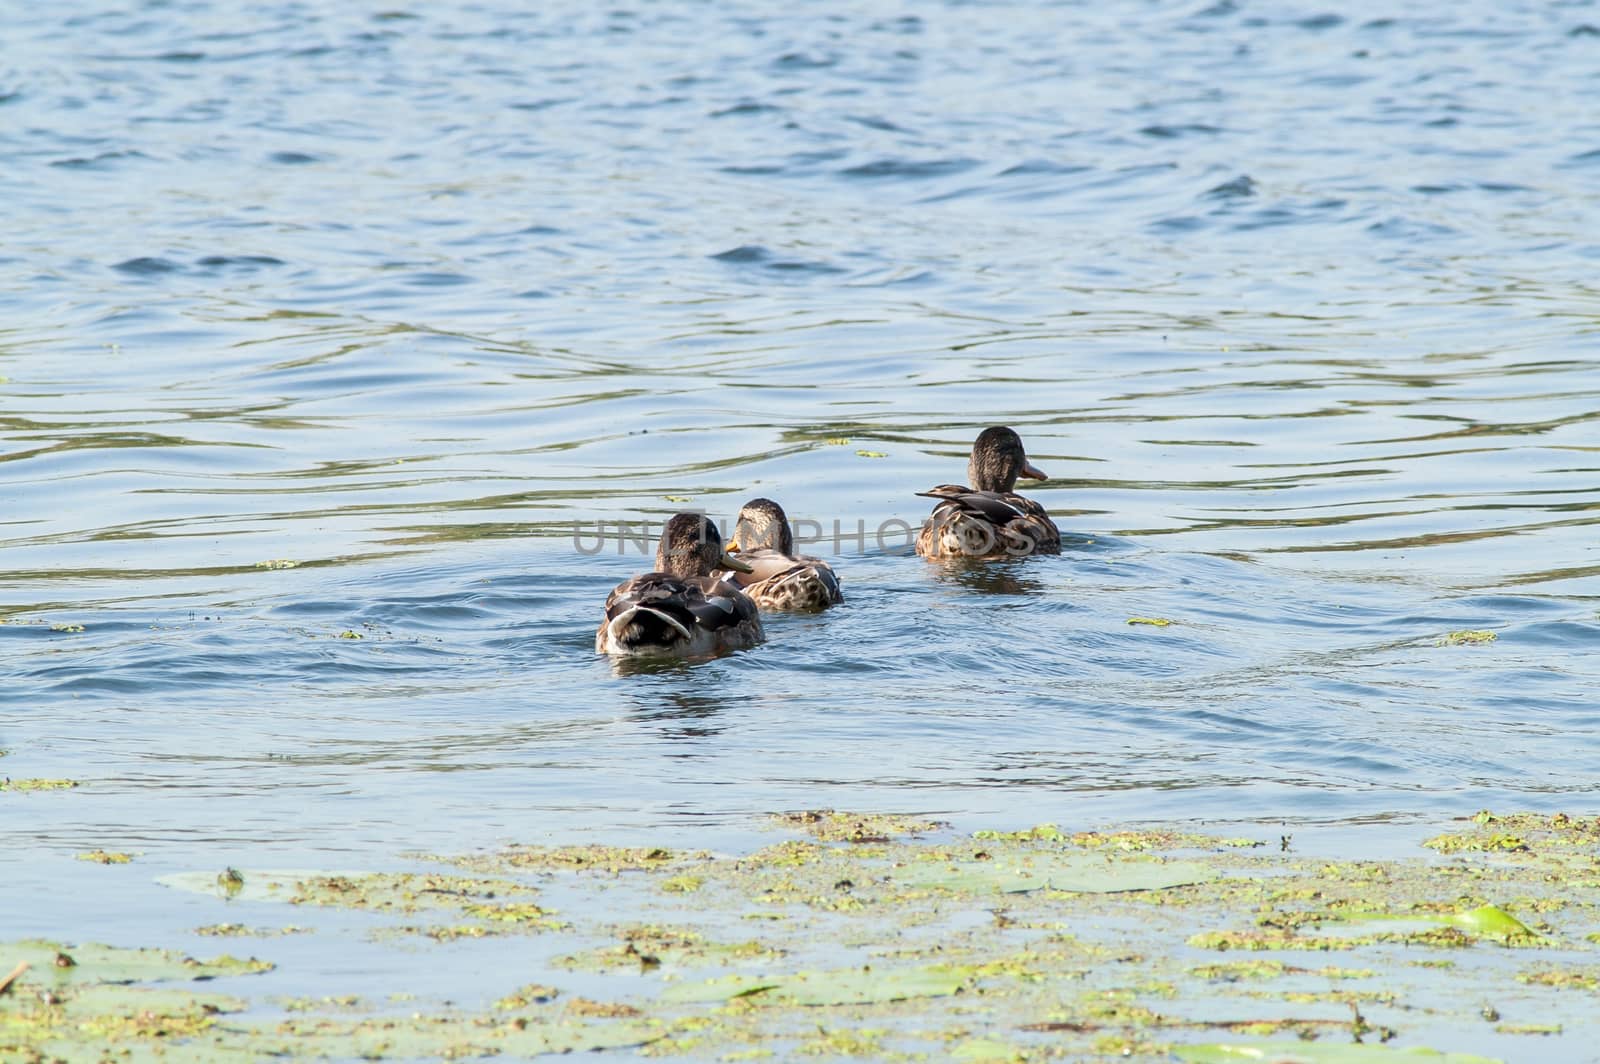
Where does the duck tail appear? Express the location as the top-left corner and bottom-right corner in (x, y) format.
(606, 604), (693, 650)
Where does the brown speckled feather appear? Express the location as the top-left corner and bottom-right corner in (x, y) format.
(914, 484), (1061, 559)
(715, 549), (842, 612)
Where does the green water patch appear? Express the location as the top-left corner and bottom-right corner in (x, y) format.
(13, 811), (1599, 1059)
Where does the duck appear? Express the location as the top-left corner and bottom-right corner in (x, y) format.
(715, 498), (842, 611)
(914, 426), (1061, 559)
(596, 512), (764, 656)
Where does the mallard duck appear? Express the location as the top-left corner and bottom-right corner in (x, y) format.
(915, 426), (1061, 558)
(715, 498), (842, 611)
(596, 513), (764, 656)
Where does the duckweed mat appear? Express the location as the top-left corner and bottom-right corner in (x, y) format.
(6, 810), (1600, 1061)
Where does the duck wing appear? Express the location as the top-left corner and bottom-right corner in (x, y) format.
(682, 576), (763, 629)
(915, 485), (1030, 525)
(915, 486), (1060, 557)
(729, 550), (842, 611)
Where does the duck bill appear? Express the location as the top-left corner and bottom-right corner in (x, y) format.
(719, 550), (754, 573)
(1020, 460), (1049, 481)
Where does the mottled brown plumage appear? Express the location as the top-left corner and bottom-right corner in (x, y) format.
(715, 498), (842, 611)
(914, 427), (1061, 559)
(596, 513), (763, 656)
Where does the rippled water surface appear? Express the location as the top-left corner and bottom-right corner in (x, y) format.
(4, 0), (1599, 955)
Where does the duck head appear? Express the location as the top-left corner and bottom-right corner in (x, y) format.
(729, 497), (795, 555)
(968, 426), (1049, 493)
(656, 513), (751, 577)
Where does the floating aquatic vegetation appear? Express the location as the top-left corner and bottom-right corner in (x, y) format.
(1309, 904), (1537, 945)
(890, 854), (1222, 895)
(771, 809), (947, 843)
(33, 811), (1600, 1059)
(76, 850), (134, 864)
(493, 983), (559, 1009)
(661, 963), (970, 1006)
(1516, 967), (1599, 991)
(1438, 629), (1496, 646)
(1173, 1043), (1500, 1063)
(1423, 811), (1600, 856)
(195, 924), (312, 938)
(226, 1015), (658, 1059)
(451, 843), (696, 875)
(159, 869), (562, 939)
(0, 939), (272, 989)
(0, 778), (79, 792)
(556, 925), (781, 973)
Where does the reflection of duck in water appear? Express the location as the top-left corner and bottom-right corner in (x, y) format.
(715, 498), (842, 611)
(596, 513), (763, 656)
(915, 427), (1061, 559)
(931, 557), (1047, 596)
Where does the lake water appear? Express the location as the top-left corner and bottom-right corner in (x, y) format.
(3, 0), (1598, 984)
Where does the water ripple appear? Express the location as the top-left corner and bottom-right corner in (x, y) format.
(2, 0), (1598, 875)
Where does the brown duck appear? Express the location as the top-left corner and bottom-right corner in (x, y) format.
(596, 513), (763, 655)
(915, 427), (1061, 559)
(715, 498), (842, 611)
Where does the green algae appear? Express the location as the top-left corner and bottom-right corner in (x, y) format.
(1175, 1044), (1500, 1063)
(1438, 629), (1497, 646)
(493, 983), (560, 1009)
(226, 1015), (659, 1059)
(973, 823), (1069, 842)
(0, 778), (78, 792)
(1311, 904), (1538, 944)
(662, 963), (970, 1006)
(1423, 811), (1600, 856)
(973, 824), (1261, 852)
(889, 853), (1222, 895)
(453, 842), (697, 875)
(162, 868), (554, 924)
(1516, 967), (1599, 990)
(950, 1037), (1030, 1061)
(194, 923), (312, 938)
(1, 940), (273, 985)
(25, 810), (1600, 1060)
(555, 925), (782, 973)
(771, 810), (947, 843)
(0, 944), (267, 1062)
(75, 849), (134, 864)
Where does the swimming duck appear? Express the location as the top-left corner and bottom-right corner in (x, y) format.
(596, 513), (764, 656)
(715, 498), (842, 611)
(914, 426), (1061, 559)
